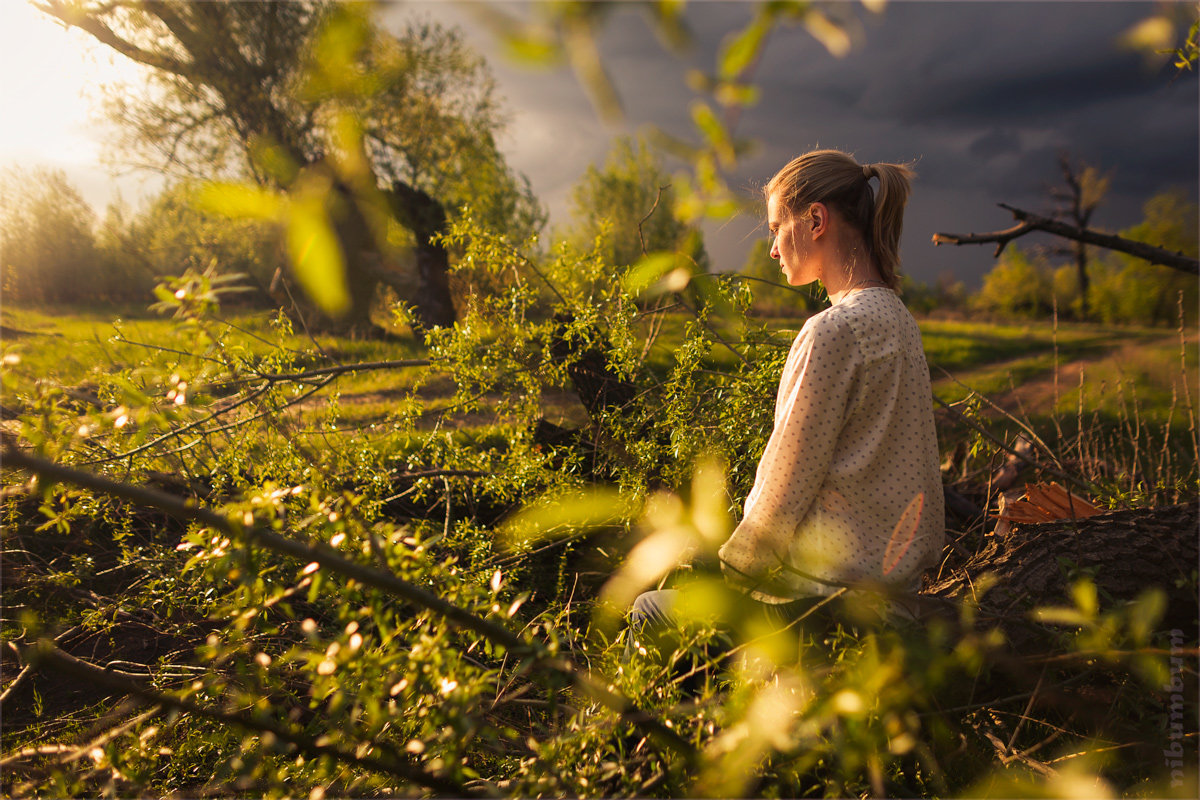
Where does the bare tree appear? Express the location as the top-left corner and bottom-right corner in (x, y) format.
(1048, 153), (1111, 318)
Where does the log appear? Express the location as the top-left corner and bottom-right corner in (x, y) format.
(925, 502), (1199, 635)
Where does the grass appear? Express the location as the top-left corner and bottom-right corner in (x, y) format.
(923, 317), (1198, 425)
(0, 304), (426, 402)
(4, 303), (1197, 489)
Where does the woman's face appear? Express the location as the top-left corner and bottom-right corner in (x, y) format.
(767, 193), (816, 286)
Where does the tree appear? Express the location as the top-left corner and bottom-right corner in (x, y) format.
(1048, 153), (1111, 319)
(128, 182), (286, 304)
(0, 167), (99, 304)
(1089, 190), (1199, 325)
(971, 246), (1054, 318)
(569, 136), (705, 272)
(36, 0), (543, 334)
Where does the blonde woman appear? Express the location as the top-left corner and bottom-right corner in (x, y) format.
(632, 150), (944, 630)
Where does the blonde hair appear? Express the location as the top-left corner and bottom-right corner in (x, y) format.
(764, 149), (914, 290)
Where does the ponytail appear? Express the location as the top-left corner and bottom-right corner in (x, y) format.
(766, 151), (915, 291)
(862, 162), (914, 290)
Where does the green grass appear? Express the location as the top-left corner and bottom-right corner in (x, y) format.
(1, 305), (426, 401)
(921, 318), (1197, 426)
(4, 304), (1196, 451)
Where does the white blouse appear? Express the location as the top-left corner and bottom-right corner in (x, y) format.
(718, 288), (945, 603)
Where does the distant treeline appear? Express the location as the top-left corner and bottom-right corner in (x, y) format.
(740, 188), (1197, 325)
(1, 167), (283, 307)
(1, 164), (1194, 326)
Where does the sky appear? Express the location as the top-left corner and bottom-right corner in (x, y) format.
(2, 0), (1196, 288)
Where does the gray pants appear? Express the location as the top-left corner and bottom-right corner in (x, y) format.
(628, 588), (827, 632)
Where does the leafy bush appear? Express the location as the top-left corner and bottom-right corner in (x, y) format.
(2, 222), (1195, 796)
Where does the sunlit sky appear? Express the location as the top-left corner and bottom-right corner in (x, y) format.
(0, 0), (167, 204)
(1, 1), (1196, 285)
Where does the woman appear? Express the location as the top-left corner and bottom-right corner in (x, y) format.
(632, 150), (944, 629)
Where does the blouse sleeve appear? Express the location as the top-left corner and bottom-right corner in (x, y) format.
(718, 313), (861, 591)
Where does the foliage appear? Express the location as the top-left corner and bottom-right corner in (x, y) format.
(0, 167), (101, 304)
(568, 136), (705, 272)
(971, 190), (1198, 325)
(971, 246), (1056, 318)
(3, 214), (1197, 796)
(1089, 191), (1199, 327)
(125, 182), (286, 302)
(4, 2), (1197, 797)
(38, 0), (544, 330)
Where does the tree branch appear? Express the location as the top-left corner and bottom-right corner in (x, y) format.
(23, 642), (472, 797)
(0, 448), (695, 760)
(932, 204), (1199, 276)
(35, 0), (193, 77)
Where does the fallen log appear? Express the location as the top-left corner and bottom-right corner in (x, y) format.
(925, 502), (1199, 636)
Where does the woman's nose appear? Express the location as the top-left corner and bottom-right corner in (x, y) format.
(770, 240), (780, 259)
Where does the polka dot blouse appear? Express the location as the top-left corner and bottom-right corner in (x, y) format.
(718, 288), (945, 603)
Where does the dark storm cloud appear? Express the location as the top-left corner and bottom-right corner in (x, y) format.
(967, 129), (1021, 161)
(403, 1), (1197, 285)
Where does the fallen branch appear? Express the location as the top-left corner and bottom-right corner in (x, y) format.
(933, 203), (1199, 276)
(0, 448), (694, 760)
(23, 643), (471, 797)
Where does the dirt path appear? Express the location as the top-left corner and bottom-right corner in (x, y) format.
(966, 330), (1196, 417)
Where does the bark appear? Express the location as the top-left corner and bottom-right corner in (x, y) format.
(925, 502), (1199, 635)
(385, 181), (456, 332)
(269, 192), (384, 338)
(548, 315), (639, 422)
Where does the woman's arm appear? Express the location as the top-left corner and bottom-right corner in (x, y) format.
(718, 313), (861, 592)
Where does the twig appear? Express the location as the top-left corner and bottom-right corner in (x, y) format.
(719, 273), (815, 297)
(637, 184), (670, 257)
(253, 359), (430, 383)
(0, 663), (33, 707)
(1, 448), (695, 760)
(932, 365), (1063, 471)
(23, 643), (471, 796)
(0, 625), (79, 709)
(933, 396), (1094, 495)
(933, 203), (1199, 276)
(80, 383), (272, 465)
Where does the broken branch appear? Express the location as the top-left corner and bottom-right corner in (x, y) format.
(933, 203), (1199, 276)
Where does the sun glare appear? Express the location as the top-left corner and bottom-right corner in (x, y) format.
(0, 0), (146, 168)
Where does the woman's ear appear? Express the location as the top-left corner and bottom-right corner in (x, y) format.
(808, 202), (829, 238)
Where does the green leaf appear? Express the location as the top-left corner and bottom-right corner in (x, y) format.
(504, 32), (562, 66)
(1126, 588), (1166, 643)
(714, 81), (761, 108)
(623, 251), (677, 294)
(719, 17), (769, 79)
(803, 9), (852, 58)
(284, 198), (350, 317)
(500, 487), (637, 547)
(1071, 579), (1099, 618)
(1031, 607), (1089, 627)
(691, 101), (731, 157)
(197, 183), (283, 220)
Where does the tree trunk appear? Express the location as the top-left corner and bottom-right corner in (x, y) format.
(386, 181), (456, 332)
(924, 502), (1198, 635)
(267, 195), (384, 338)
(1074, 240), (1090, 318)
(548, 314), (640, 422)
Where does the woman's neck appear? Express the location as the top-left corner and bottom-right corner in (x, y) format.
(823, 236), (886, 304)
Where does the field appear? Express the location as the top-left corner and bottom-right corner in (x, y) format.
(2, 301), (1197, 797)
(0, 307), (1185, 411)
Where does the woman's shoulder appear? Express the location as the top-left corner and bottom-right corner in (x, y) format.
(824, 289), (920, 361)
